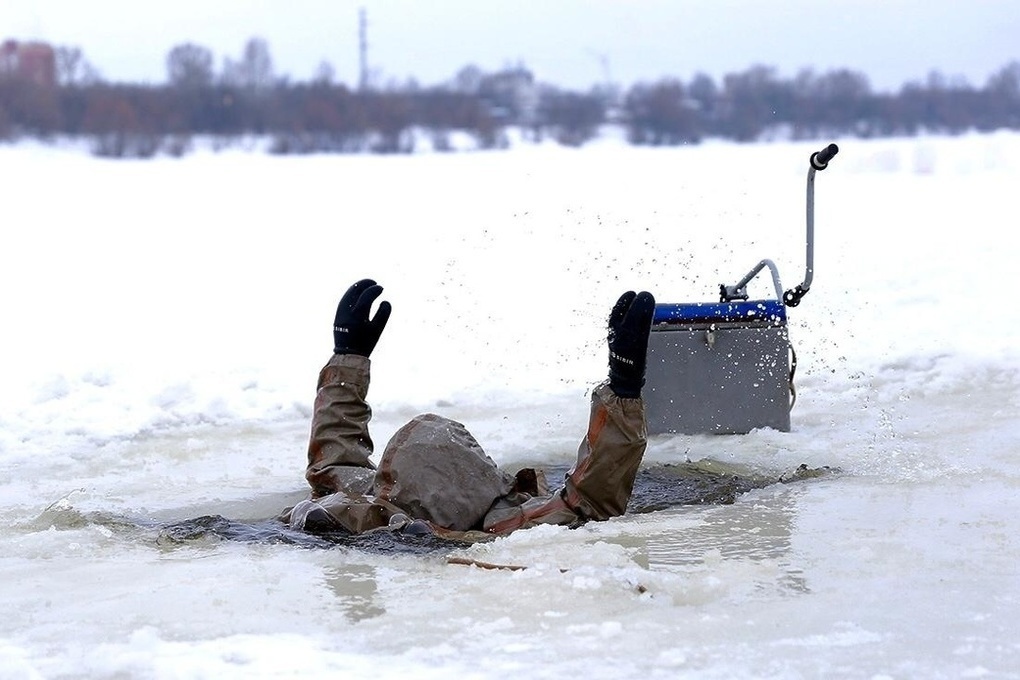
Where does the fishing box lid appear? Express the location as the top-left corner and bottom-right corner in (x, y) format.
(652, 299), (786, 326)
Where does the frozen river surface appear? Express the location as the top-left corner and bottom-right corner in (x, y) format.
(1, 133), (1018, 679)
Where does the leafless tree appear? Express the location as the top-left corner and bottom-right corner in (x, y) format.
(223, 37), (274, 92)
(167, 43), (214, 89)
(312, 61), (335, 86)
(625, 79), (700, 145)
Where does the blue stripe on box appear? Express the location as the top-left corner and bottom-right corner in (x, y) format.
(652, 299), (787, 325)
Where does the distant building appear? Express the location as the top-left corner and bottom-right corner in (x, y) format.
(478, 66), (539, 125)
(0, 40), (57, 86)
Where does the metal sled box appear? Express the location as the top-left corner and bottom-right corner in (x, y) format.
(644, 299), (792, 435)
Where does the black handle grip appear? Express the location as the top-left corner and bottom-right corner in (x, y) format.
(810, 143), (839, 170)
(783, 285), (808, 307)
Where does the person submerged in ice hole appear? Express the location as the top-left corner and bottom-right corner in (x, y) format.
(279, 279), (655, 541)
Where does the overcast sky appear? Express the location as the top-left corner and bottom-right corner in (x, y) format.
(3, 0), (1018, 91)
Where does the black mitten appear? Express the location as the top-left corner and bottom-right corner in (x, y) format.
(607, 290), (656, 398)
(333, 279), (392, 357)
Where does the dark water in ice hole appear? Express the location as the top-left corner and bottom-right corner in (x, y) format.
(146, 462), (831, 555)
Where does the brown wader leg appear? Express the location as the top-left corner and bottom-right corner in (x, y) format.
(562, 383), (647, 518)
(482, 383), (647, 533)
(282, 354), (393, 533)
(304, 353), (377, 499)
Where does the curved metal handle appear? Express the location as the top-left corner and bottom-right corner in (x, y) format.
(784, 143), (839, 306)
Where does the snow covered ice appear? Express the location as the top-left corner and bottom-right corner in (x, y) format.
(1, 132), (1018, 679)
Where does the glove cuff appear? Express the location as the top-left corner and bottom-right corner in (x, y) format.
(608, 368), (644, 399)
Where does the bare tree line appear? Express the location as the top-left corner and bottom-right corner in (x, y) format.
(1, 37), (1018, 157)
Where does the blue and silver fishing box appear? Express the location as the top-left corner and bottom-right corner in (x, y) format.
(644, 144), (839, 435)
